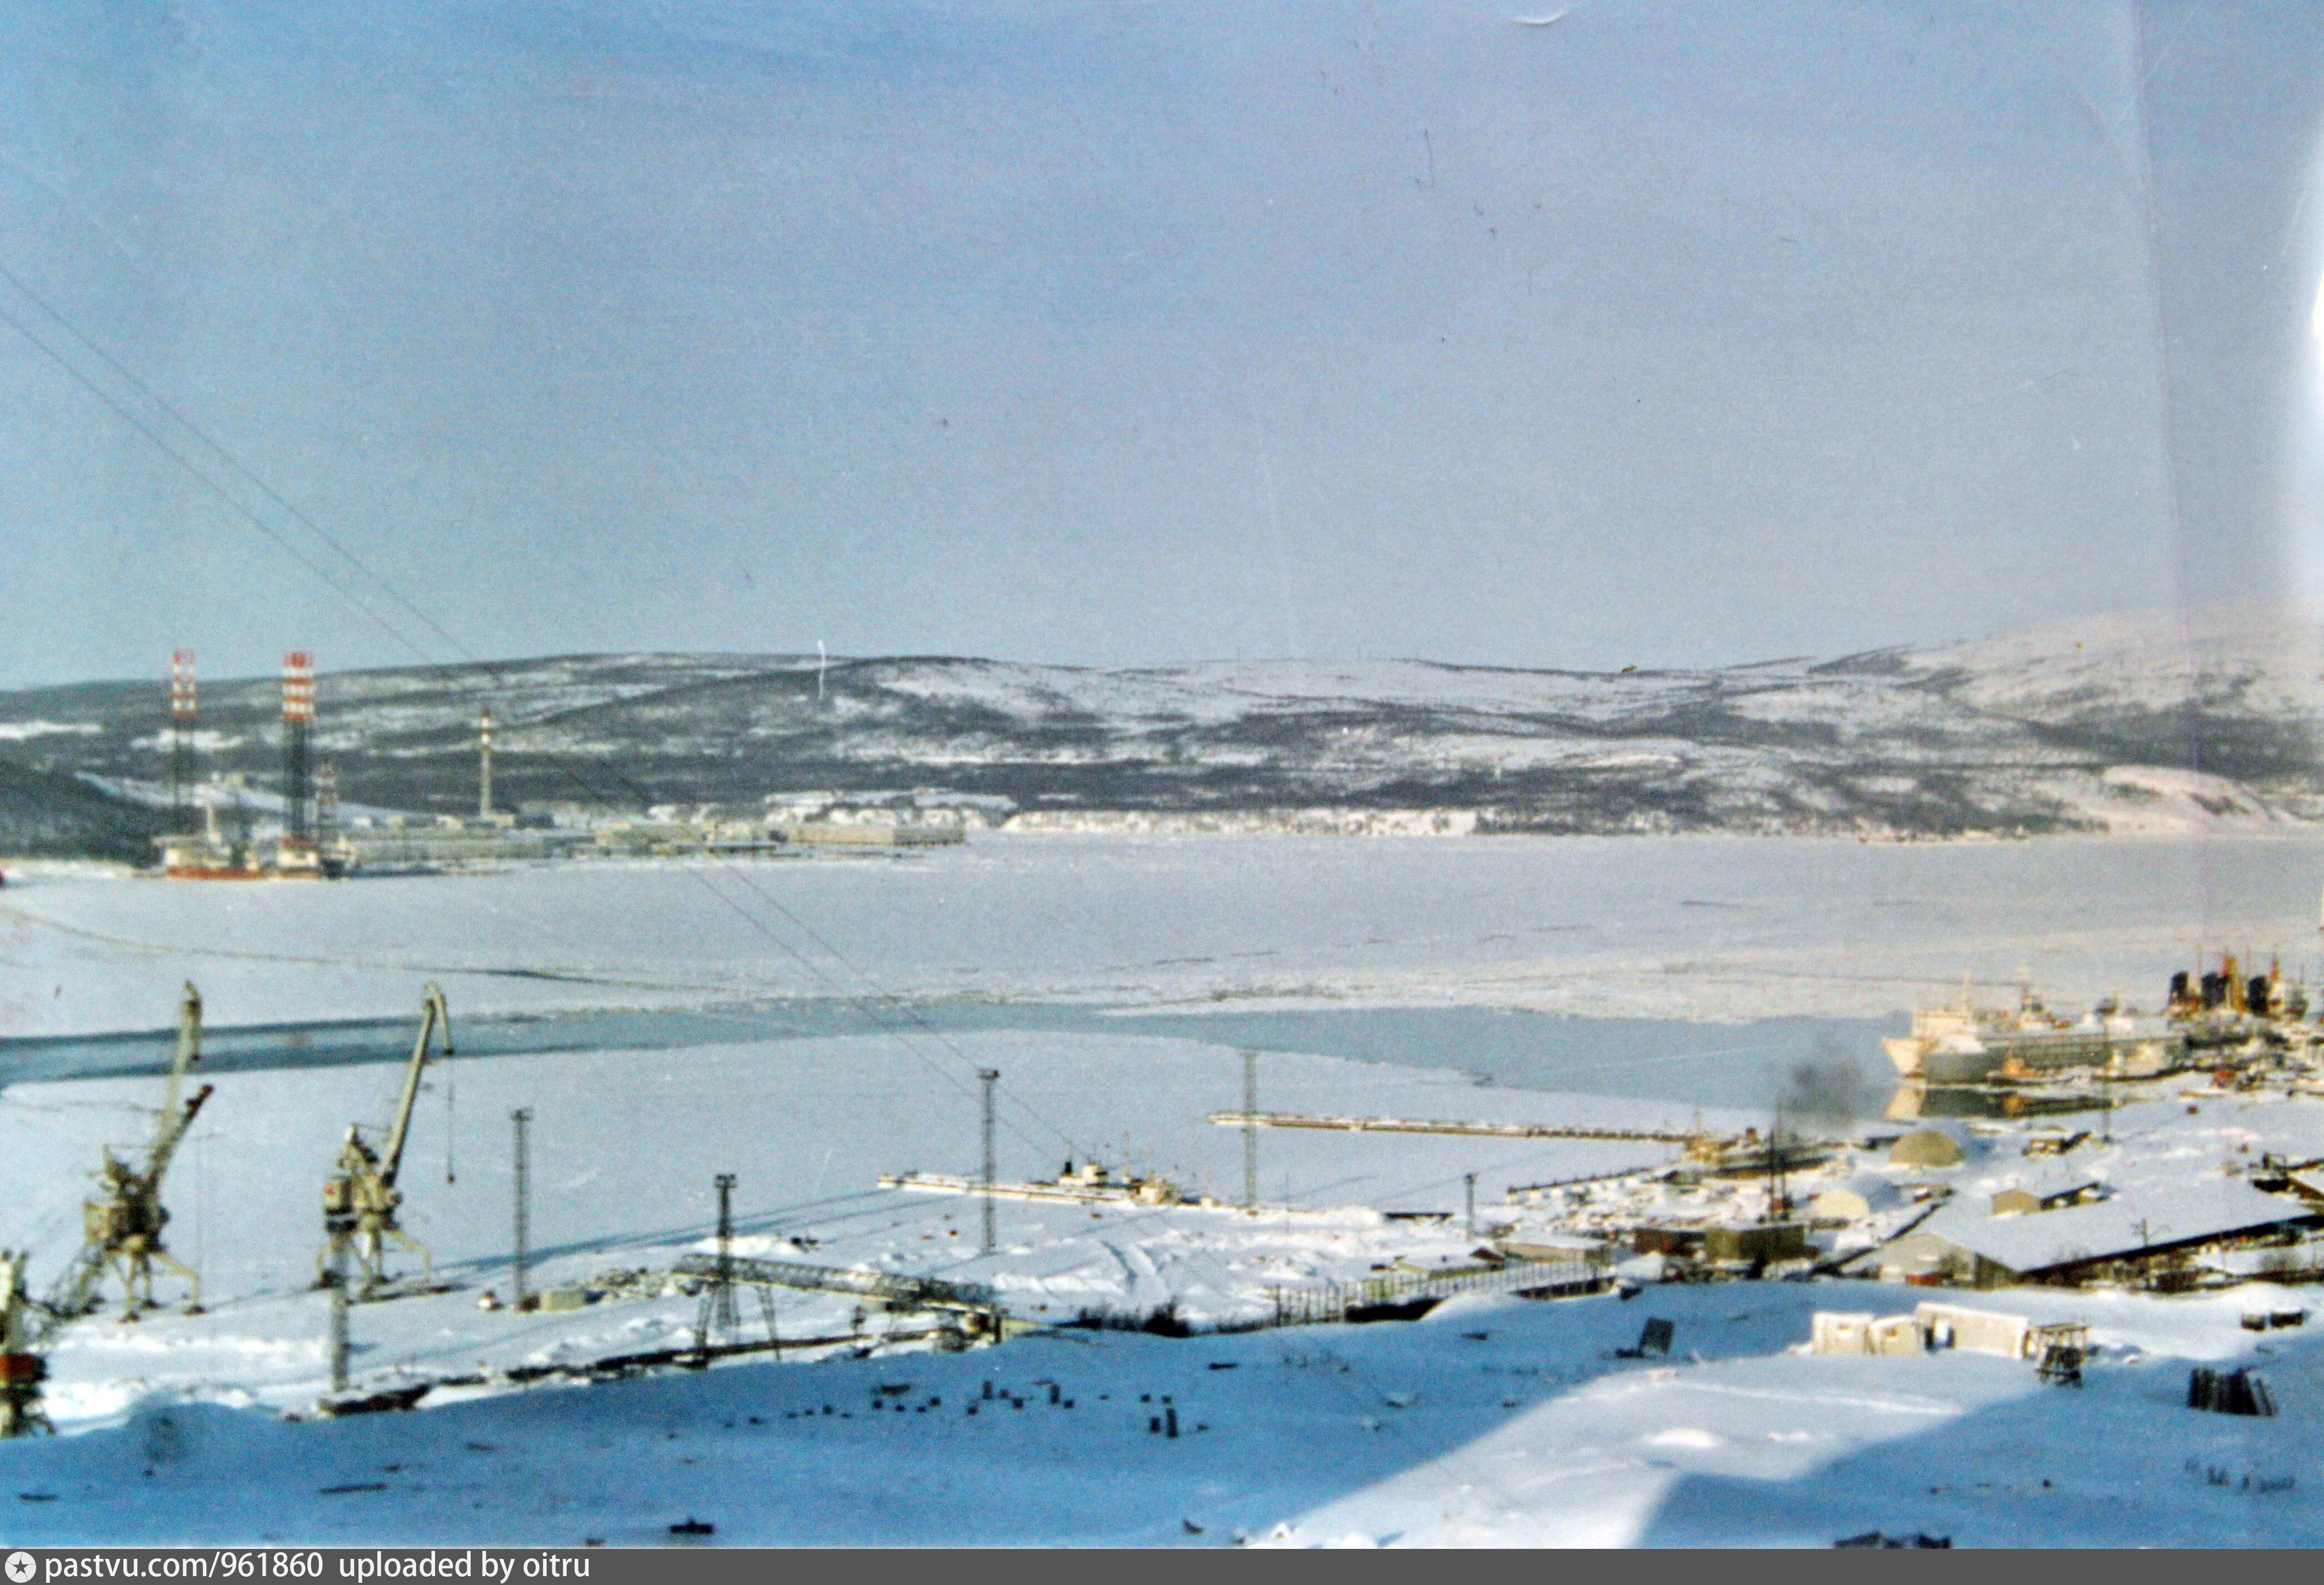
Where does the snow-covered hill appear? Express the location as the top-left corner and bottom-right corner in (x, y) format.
(0, 755), (171, 862)
(3, 606), (2318, 843)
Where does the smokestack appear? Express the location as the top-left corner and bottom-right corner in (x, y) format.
(281, 651), (315, 861)
(478, 708), (494, 819)
(169, 650), (196, 829)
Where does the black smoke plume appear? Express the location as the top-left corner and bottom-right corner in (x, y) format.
(1778, 1032), (1872, 1138)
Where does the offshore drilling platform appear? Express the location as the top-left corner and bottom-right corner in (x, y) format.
(153, 649), (341, 879)
(145, 647), (962, 879)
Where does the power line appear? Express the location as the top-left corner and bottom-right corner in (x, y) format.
(0, 259), (471, 662)
(0, 296), (419, 656)
(0, 256), (1081, 1156)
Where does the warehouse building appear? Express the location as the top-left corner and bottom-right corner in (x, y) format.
(1852, 1175), (2318, 1288)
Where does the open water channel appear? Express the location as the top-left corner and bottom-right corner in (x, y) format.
(0, 998), (1906, 1117)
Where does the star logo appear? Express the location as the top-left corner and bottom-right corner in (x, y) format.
(5, 1551), (35, 1584)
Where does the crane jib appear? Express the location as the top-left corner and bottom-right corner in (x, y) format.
(380, 985), (450, 1192)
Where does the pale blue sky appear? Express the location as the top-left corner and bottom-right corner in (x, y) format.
(3, 1), (2321, 687)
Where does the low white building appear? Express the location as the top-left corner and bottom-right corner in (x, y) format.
(1811, 1302), (2033, 1358)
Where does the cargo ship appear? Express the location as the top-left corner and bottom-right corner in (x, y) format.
(1883, 986), (2183, 1086)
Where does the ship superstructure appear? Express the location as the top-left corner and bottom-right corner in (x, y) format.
(1884, 985), (2181, 1086)
(1886, 955), (2316, 1087)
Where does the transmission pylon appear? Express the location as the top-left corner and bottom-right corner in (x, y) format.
(694, 1173), (740, 1362)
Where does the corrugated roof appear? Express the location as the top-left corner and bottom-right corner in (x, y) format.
(1917, 1176), (2311, 1274)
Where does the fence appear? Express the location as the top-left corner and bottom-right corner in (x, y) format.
(1264, 1251), (1605, 1328)
(1210, 1111), (1695, 1144)
(2188, 1366), (2276, 1417)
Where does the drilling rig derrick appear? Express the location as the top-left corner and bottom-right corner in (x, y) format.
(319, 985), (451, 1298)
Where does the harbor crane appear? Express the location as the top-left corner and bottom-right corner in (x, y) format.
(318, 984), (451, 1298)
(39, 983), (212, 1326)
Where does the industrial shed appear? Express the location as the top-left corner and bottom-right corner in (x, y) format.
(1990, 1178), (2105, 1217)
(1808, 1174), (1908, 1223)
(1853, 1176), (2319, 1288)
(1888, 1127), (1971, 1168)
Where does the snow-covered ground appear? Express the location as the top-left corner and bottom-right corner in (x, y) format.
(7, 831), (2324, 1546)
(4, 1279), (2320, 1547)
(3, 1024), (2323, 1546)
(5, 830), (2323, 1039)
(0, 1030), (1708, 1412)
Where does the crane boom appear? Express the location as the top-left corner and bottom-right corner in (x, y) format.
(144, 1083), (214, 1191)
(380, 986), (451, 1189)
(33, 983), (216, 1332)
(33, 1078), (211, 1342)
(161, 982), (200, 1122)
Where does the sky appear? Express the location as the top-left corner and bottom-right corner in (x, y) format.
(3, 0), (2324, 688)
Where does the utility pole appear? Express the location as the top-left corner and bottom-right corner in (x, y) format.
(1769, 1101), (1788, 1218)
(978, 1069), (1000, 1255)
(326, 1241), (350, 1396)
(1243, 1051), (1259, 1213)
(1464, 1172), (1477, 1238)
(714, 1173), (735, 1292)
(510, 1108), (532, 1309)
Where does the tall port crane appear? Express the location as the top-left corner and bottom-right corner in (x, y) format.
(318, 984), (451, 1298)
(41, 983), (213, 1326)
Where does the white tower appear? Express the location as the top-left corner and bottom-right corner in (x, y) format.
(478, 708), (494, 819)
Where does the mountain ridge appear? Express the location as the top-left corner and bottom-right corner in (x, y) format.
(1, 607), (2318, 852)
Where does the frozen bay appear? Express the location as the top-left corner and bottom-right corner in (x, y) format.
(2, 832), (2317, 1104)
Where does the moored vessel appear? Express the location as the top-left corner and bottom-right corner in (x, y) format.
(1884, 985), (2182, 1085)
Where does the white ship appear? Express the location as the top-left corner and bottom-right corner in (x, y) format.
(1884, 986), (2180, 1086)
